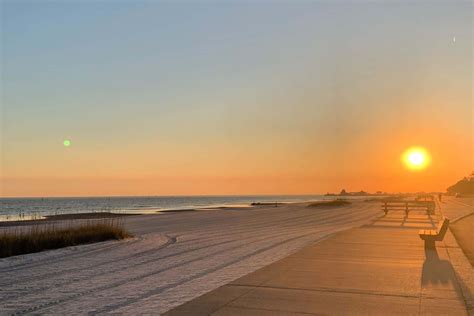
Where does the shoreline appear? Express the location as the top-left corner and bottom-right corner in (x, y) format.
(0, 202), (296, 227)
(0, 212), (139, 227)
(0, 205), (257, 227)
(0, 197), (392, 228)
(0, 195), (390, 224)
(0, 198), (384, 228)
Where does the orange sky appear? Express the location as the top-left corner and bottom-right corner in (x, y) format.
(1, 2), (472, 197)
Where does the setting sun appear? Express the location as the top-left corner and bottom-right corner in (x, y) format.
(402, 147), (431, 171)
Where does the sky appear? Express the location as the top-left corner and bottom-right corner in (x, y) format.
(1, 1), (472, 197)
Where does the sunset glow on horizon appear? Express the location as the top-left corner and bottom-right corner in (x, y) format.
(1, 1), (472, 197)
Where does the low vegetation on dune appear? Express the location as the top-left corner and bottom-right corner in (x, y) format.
(0, 220), (132, 258)
(250, 202), (282, 206)
(44, 212), (137, 220)
(308, 200), (352, 208)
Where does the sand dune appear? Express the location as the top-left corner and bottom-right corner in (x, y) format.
(0, 201), (381, 314)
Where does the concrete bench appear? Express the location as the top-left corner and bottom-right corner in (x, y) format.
(419, 217), (450, 248)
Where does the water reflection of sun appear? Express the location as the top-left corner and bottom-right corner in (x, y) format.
(402, 146), (430, 171)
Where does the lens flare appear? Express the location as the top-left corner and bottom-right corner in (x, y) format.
(402, 146), (430, 171)
(63, 139), (71, 147)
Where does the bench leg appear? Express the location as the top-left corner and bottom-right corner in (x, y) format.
(424, 239), (436, 249)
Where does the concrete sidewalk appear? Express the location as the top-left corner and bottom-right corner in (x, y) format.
(165, 212), (474, 315)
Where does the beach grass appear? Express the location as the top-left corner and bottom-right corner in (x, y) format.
(308, 200), (352, 208)
(0, 219), (132, 258)
(250, 202), (282, 206)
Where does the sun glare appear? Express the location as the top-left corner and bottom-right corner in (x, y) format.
(402, 147), (430, 171)
(63, 139), (71, 147)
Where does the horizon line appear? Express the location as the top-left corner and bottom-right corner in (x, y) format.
(0, 192), (442, 199)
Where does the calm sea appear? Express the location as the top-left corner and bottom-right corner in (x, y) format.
(0, 195), (335, 221)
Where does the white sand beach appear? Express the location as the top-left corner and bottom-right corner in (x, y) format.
(0, 201), (381, 314)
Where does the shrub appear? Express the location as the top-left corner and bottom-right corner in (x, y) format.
(0, 219), (131, 258)
(307, 200), (351, 208)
